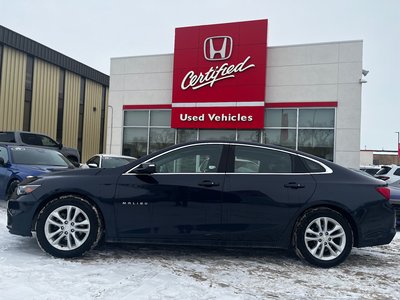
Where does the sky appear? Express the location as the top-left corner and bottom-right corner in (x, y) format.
(0, 0), (399, 150)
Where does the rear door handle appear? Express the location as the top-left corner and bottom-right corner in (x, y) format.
(284, 182), (305, 189)
(198, 180), (220, 187)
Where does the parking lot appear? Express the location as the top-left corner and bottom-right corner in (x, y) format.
(0, 203), (399, 300)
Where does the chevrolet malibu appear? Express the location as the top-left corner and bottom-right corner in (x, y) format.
(7, 141), (396, 268)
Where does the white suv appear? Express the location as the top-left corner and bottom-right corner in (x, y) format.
(374, 165), (400, 186)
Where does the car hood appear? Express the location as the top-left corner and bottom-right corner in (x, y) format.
(38, 167), (104, 178)
(12, 164), (73, 176)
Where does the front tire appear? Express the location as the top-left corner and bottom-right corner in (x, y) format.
(293, 208), (353, 268)
(35, 196), (102, 258)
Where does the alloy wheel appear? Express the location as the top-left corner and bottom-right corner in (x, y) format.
(304, 217), (346, 261)
(44, 205), (91, 251)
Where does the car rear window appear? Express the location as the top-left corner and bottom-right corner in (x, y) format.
(376, 166), (391, 175)
(0, 132), (16, 142)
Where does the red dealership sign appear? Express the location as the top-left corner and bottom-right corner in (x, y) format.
(171, 20), (268, 129)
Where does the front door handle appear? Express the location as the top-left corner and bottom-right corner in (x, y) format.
(198, 180), (220, 187)
(284, 182), (305, 189)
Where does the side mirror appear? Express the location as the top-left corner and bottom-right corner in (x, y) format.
(58, 143), (63, 150)
(134, 163), (156, 174)
(0, 157), (4, 167)
(88, 163), (98, 168)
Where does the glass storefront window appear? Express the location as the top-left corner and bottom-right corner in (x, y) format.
(199, 129), (236, 141)
(265, 109), (297, 128)
(237, 130), (261, 142)
(122, 108), (335, 161)
(298, 129), (334, 160)
(122, 127), (148, 158)
(177, 129), (197, 143)
(264, 129), (296, 149)
(150, 110), (171, 126)
(124, 111), (148, 126)
(149, 128), (175, 153)
(299, 109), (335, 128)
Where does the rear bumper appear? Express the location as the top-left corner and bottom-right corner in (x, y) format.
(356, 202), (397, 247)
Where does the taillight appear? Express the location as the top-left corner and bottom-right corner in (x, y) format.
(376, 186), (390, 200)
(376, 176), (390, 181)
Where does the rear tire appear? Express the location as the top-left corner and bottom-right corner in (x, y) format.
(35, 196), (102, 258)
(293, 208), (353, 268)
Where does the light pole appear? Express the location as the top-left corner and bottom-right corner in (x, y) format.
(108, 105), (113, 154)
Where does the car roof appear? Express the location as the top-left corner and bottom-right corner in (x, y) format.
(0, 143), (58, 151)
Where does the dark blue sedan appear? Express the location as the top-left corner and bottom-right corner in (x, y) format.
(6, 141), (396, 268)
(0, 144), (74, 200)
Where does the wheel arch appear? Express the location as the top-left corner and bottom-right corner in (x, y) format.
(291, 204), (359, 248)
(5, 177), (22, 199)
(31, 192), (105, 234)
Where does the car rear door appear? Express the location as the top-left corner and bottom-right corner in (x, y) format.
(114, 143), (227, 241)
(222, 144), (317, 245)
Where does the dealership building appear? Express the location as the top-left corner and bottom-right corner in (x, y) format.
(108, 19), (365, 168)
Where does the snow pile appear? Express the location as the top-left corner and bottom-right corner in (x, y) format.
(0, 205), (399, 299)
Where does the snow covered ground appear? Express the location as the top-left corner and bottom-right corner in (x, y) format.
(0, 202), (399, 300)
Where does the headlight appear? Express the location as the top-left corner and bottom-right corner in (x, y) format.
(16, 184), (41, 196)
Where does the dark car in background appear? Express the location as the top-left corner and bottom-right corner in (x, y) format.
(0, 144), (75, 200)
(0, 131), (80, 166)
(7, 141), (396, 268)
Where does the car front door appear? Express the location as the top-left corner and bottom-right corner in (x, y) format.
(114, 143), (227, 241)
(222, 144), (317, 245)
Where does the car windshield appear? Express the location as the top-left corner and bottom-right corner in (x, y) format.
(10, 147), (72, 167)
(102, 157), (135, 168)
(375, 166), (391, 176)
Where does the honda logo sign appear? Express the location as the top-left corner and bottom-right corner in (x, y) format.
(172, 19), (268, 129)
(203, 36), (233, 61)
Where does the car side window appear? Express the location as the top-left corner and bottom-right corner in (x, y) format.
(20, 133), (43, 146)
(151, 144), (223, 173)
(394, 168), (400, 176)
(40, 135), (58, 147)
(301, 157), (326, 173)
(0, 146), (9, 163)
(233, 145), (292, 173)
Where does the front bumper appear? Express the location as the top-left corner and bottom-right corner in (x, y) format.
(7, 194), (38, 236)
